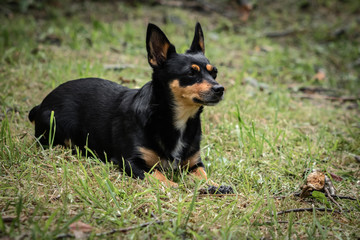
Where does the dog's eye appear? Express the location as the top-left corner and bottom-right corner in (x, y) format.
(189, 69), (197, 77)
(189, 64), (200, 77)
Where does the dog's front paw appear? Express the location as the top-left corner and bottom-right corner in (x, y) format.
(199, 185), (234, 194)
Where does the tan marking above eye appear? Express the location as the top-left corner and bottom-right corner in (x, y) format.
(191, 64), (200, 72)
(206, 64), (213, 72)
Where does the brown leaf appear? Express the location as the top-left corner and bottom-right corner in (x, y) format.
(300, 170), (326, 198)
(306, 171), (325, 190)
(313, 69), (326, 81)
(237, 2), (252, 22)
(329, 172), (343, 182)
(119, 76), (136, 84)
(69, 221), (93, 239)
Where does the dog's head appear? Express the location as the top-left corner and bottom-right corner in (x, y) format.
(146, 23), (224, 107)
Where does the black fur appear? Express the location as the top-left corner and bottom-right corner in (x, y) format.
(29, 23), (224, 180)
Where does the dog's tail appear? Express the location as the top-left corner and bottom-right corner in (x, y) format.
(28, 105), (40, 123)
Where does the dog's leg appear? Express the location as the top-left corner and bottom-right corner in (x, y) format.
(191, 166), (207, 179)
(183, 151), (219, 186)
(113, 157), (147, 180)
(151, 169), (178, 188)
(190, 167), (219, 187)
(115, 155), (178, 187)
(137, 147), (178, 187)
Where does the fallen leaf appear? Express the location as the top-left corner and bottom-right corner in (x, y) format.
(313, 69), (326, 81)
(104, 64), (133, 71)
(119, 76), (136, 84)
(329, 172), (343, 182)
(39, 34), (62, 46)
(69, 221), (93, 239)
(306, 171), (325, 190)
(300, 170), (325, 198)
(300, 170), (337, 198)
(237, 1), (252, 22)
(244, 77), (270, 92)
(312, 191), (331, 208)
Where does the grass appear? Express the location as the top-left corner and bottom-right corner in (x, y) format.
(1, 0), (360, 239)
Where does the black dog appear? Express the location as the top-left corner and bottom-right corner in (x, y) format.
(29, 23), (227, 188)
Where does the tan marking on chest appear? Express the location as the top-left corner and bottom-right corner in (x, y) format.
(170, 79), (210, 129)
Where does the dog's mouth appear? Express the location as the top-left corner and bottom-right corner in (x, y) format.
(193, 95), (223, 106)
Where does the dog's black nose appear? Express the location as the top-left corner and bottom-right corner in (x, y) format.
(211, 85), (224, 96)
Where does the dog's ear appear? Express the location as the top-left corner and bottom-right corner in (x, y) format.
(187, 22), (205, 54)
(146, 23), (176, 68)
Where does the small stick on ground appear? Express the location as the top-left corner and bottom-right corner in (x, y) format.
(331, 195), (357, 201)
(56, 220), (173, 239)
(272, 192), (301, 199)
(151, 211), (159, 220)
(262, 221), (302, 225)
(276, 208), (341, 216)
(264, 29), (304, 38)
(273, 192), (357, 201)
(95, 220), (173, 236)
(297, 94), (360, 102)
(324, 188), (343, 211)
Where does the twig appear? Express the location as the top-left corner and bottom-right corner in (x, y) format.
(262, 221), (302, 225)
(56, 233), (74, 239)
(154, 0), (234, 19)
(95, 219), (172, 236)
(56, 219), (173, 239)
(151, 211), (159, 220)
(264, 29), (304, 38)
(16, 233), (29, 240)
(272, 192), (301, 199)
(276, 207), (341, 216)
(103, 64), (135, 71)
(273, 192), (357, 201)
(324, 188), (342, 211)
(155, 0), (204, 9)
(297, 86), (338, 94)
(330, 195), (357, 201)
(261, 221), (344, 232)
(297, 94), (360, 102)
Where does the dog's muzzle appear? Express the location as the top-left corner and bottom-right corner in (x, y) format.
(195, 84), (224, 106)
